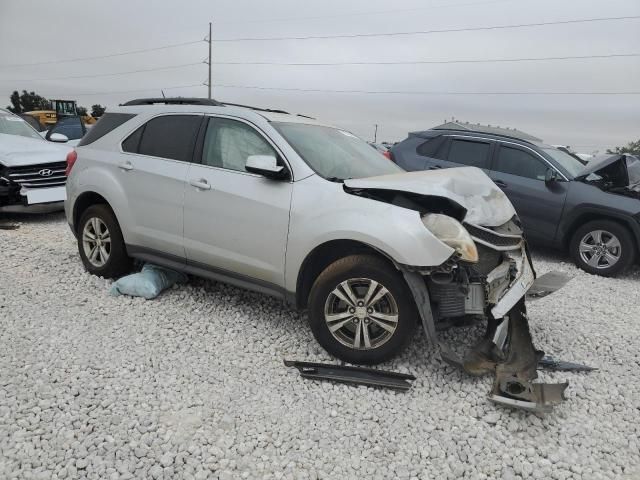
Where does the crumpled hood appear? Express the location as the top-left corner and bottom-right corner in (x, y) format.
(344, 167), (516, 227)
(0, 133), (72, 167)
(576, 154), (640, 192)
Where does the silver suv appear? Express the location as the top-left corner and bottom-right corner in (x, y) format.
(65, 98), (566, 410)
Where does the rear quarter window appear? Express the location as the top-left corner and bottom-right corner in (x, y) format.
(78, 113), (136, 146)
(416, 136), (445, 157)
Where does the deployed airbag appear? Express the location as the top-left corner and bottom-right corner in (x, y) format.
(110, 264), (188, 299)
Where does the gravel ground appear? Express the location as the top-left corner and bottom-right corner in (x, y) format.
(1, 212), (639, 480)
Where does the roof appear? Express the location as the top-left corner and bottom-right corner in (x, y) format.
(432, 121), (542, 143)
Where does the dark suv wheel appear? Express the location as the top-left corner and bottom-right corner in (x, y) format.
(77, 204), (132, 278)
(570, 220), (636, 277)
(308, 254), (417, 365)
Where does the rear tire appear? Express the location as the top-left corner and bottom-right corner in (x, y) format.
(77, 204), (132, 278)
(569, 220), (635, 277)
(308, 254), (417, 365)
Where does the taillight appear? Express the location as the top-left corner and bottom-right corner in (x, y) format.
(383, 150), (393, 161)
(65, 150), (77, 176)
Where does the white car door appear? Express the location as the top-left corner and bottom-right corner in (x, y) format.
(183, 116), (293, 291)
(118, 114), (203, 259)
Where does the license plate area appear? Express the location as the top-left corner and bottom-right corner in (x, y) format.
(24, 186), (66, 205)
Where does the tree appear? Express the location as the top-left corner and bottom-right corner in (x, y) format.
(91, 104), (106, 118)
(607, 140), (640, 156)
(77, 106), (88, 116)
(7, 91), (21, 113)
(6, 90), (50, 113)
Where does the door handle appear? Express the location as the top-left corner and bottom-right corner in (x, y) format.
(428, 165), (442, 170)
(494, 180), (507, 188)
(189, 178), (211, 190)
(118, 161), (133, 171)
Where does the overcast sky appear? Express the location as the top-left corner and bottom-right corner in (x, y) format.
(0, 0), (638, 152)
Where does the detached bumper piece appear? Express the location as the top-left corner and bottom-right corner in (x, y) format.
(488, 300), (568, 412)
(284, 360), (416, 391)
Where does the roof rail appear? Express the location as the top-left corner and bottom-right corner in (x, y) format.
(222, 102), (290, 115)
(430, 127), (538, 145)
(121, 97), (223, 106)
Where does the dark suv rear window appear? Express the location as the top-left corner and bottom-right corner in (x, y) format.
(78, 113), (135, 146)
(123, 115), (201, 162)
(416, 136), (445, 157)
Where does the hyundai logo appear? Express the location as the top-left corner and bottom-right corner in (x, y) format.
(38, 169), (53, 177)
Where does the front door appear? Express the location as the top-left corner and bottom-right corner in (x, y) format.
(489, 143), (568, 244)
(183, 116), (293, 290)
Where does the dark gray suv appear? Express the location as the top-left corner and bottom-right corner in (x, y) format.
(391, 129), (640, 276)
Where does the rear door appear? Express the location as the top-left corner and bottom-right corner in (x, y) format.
(489, 143), (568, 244)
(183, 115), (293, 290)
(119, 113), (203, 258)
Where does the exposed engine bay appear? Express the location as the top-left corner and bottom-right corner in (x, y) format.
(578, 154), (640, 199)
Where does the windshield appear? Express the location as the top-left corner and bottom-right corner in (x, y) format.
(542, 147), (585, 178)
(0, 112), (42, 140)
(273, 122), (403, 180)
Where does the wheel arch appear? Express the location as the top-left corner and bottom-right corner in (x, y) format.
(294, 239), (399, 310)
(561, 207), (640, 251)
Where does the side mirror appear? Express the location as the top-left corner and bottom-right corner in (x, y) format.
(49, 133), (69, 143)
(245, 155), (287, 179)
(545, 168), (560, 184)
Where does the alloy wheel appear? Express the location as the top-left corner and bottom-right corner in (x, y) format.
(578, 229), (621, 269)
(82, 217), (111, 268)
(324, 278), (399, 350)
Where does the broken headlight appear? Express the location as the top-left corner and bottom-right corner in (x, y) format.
(422, 213), (478, 263)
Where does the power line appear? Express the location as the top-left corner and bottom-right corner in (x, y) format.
(0, 40), (203, 68)
(214, 83), (640, 95)
(5, 62), (203, 82)
(41, 83), (204, 97)
(212, 15), (640, 42)
(218, 0), (513, 24)
(212, 52), (640, 66)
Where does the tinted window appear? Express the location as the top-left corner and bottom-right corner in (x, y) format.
(138, 115), (201, 162)
(48, 117), (85, 140)
(78, 113), (135, 146)
(416, 136), (445, 157)
(201, 118), (276, 172)
(495, 146), (548, 180)
(447, 139), (491, 168)
(122, 125), (144, 153)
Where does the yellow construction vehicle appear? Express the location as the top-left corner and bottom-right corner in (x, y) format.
(25, 99), (96, 129)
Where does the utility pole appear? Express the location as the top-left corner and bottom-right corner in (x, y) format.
(207, 22), (212, 99)
(374, 124), (378, 143)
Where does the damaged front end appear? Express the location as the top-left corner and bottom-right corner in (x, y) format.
(402, 218), (568, 413)
(577, 153), (640, 199)
(343, 168), (570, 412)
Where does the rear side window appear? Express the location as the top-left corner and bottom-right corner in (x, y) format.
(122, 126), (143, 153)
(416, 136), (445, 157)
(136, 115), (201, 162)
(494, 145), (548, 180)
(78, 113), (135, 146)
(447, 139), (491, 168)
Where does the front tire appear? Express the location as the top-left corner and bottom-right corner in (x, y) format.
(569, 220), (635, 277)
(77, 204), (132, 278)
(308, 255), (417, 365)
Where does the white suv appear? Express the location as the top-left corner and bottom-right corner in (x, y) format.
(65, 98), (566, 410)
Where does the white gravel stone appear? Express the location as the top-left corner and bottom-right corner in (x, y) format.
(1, 212), (640, 479)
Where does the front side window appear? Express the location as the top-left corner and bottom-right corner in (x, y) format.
(273, 122), (402, 180)
(201, 118), (276, 172)
(447, 139), (491, 168)
(0, 112), (42, 140)
(495, 145), (548, 180)
(135, 115), (201, 162)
